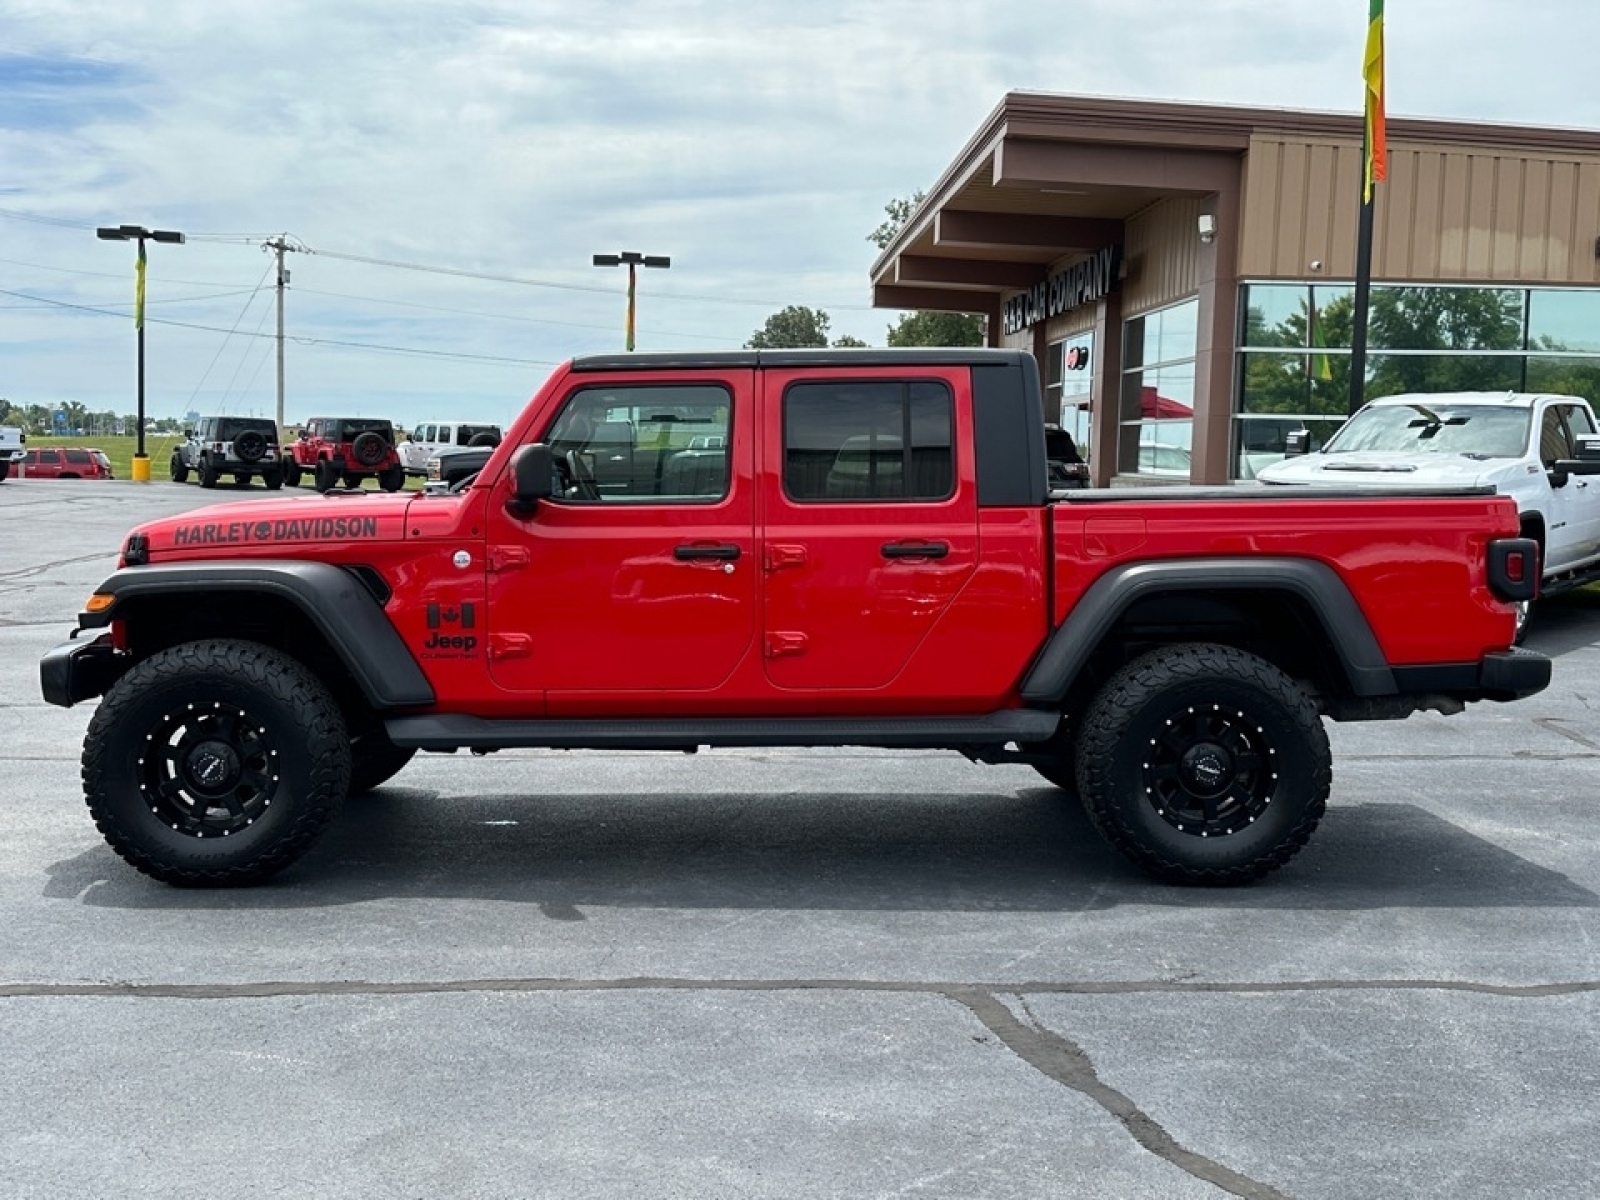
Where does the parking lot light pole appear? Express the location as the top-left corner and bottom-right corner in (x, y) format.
(592, 251), (670, 351)
(97, 224), (185, 481)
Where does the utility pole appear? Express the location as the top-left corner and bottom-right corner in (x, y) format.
(263, 235), (306, 439)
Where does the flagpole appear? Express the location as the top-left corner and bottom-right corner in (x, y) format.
(1350, 0), (1386, 416)
(1349, 196), (1375, 416)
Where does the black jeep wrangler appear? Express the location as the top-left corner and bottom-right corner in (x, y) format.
(170, 417), (284, 489)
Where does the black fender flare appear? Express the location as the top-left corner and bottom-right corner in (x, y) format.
(1018, 557), (1397, 704)
(78, 560), (435, 708)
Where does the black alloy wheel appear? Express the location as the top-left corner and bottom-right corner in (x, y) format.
(81, 640), (351, 886)
(1074, 642), (1330, 885)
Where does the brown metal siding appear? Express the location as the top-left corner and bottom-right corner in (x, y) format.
(1122, 197), (1200, 315)
(1241, 133), (1600, 284)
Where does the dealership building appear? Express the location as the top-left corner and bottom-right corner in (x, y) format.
(869, 92), (1600, 484)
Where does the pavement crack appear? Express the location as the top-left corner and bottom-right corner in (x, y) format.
(3, 976), (1599, 1000)
(945, 987), (1292, 1200)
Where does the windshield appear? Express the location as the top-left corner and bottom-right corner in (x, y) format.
(1322, 403), (1531, 459)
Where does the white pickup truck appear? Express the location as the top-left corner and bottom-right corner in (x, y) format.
(0, 426), (24, 481)
(1259, 391), (1600, 625)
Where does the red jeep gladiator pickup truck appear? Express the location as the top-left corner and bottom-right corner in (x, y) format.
(41, 349), (1549, 887)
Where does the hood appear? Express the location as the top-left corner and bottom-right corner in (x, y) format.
(132, 491), (414, 559)
(1257, 451), (1509, 490)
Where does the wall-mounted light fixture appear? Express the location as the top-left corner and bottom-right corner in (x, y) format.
(1197, 214), (1217, 244)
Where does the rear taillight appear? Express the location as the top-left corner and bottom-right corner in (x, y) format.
(1488, 537), (1539, 603)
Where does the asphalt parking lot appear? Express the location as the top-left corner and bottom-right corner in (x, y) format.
(2, 478), (1598, 1199)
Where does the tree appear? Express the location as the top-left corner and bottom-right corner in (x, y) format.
(886, 310), (984, 348)
(867, 192), (926, 250)
(746, 306), (832, 349)
(830, 334), (869, 348)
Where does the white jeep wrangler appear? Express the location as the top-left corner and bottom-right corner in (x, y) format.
(399, 420), (502, 477)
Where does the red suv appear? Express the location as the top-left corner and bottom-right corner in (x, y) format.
(15, 447), (114, 479)
(286, 417), (405, 492)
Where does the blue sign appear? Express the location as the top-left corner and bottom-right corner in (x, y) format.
(53, 410), (66, 428)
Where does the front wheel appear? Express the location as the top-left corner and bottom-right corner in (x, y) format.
(81, 640), (352, 886)
(283, 462), (302, 488)
(1074, 643), (1330, 886)
(170, 455), (189, 484)
(313, 460), (339, 493)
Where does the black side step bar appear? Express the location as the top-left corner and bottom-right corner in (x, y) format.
(385, 710), (1061, 753)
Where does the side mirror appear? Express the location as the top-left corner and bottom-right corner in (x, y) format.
(1554, 432), (1600, 476)
(183, 428), (193, 439)
(507, 443), (554, 516)
(1284, 429), (1312, 457)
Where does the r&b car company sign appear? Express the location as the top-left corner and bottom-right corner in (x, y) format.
(1003, 244), (1121, 335)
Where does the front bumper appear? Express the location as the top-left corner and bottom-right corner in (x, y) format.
(39, 633), (126, 708)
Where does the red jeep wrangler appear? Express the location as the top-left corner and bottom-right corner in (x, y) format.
(286, 416), (406, 493)
(41, 349), (1551, 887)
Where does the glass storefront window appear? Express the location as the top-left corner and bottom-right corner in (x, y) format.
(1529, 290), (1600, 354)
(1045, 333), (1095, 457)
(1526, 355), (1600, 399)
(1234, 414), (1347, 479)
(1121, 299), (1197, 475)
(1235, 281), (1600, 481)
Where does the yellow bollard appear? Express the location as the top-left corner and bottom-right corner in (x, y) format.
(131, 454), (151, 482)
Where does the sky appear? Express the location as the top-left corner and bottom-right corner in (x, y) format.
(4, 0), (1600, 431)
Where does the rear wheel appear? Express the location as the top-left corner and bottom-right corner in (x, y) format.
(263, 469), (283, 490)
(378, 464), (405, 492)
(1074, 643), (1330, 885)
(313, 460), (339, 493)
(198, 456), (219, 489)
(81, 640), (352, 886)
(283, 462), (302, 488)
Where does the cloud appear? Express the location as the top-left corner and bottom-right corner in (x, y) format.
(1, 0), (1599, 423)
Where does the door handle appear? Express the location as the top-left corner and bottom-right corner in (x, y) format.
(881, 541), (949, 560)
(674, 543), (741, 561)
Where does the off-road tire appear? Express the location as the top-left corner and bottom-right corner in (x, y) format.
(1074, 642), (1330, 886)
(313, 460), (339, 493)
(81, 640), (352, 887)
(378, 464), (406, 492)
(341, 471), (366, 489)
(468, 431), (500, 447)
(283, 462), (302, 488)
(198, 455), (219, 489)
(263, 469), (283, 490)
(170, 454), (189, 484)
(351, 431), (388, 467)
(233, 430), (267, 463)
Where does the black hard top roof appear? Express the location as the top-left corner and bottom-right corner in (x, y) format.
(569, 348), (1033, 372)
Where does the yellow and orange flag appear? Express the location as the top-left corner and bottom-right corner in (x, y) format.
(134, 239), (147, 330)
(1363, 0), (1387, 202)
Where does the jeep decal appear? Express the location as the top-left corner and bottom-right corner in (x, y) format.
(171, 517), (382, 545)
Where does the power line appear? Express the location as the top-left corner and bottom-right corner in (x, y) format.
(0, 287), (559, 367)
